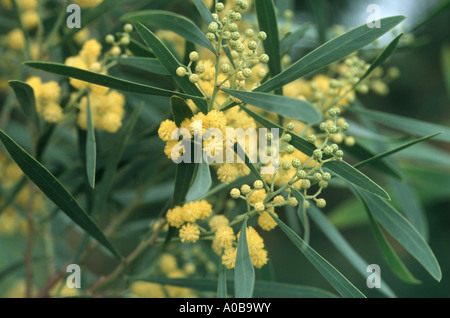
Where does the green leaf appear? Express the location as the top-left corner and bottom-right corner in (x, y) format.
(356, 34), (403, 85)
(354, 187), (442, 282)
(113, 56), (169, 75)
(350, 107), (450, 143)
(308, 205), (396, 298)
(238, 106), (389, 200)
(255, 0), (282, 94)
(280, 24), (311, 54)
(171, 96), (194, 126)
(307, 0), (329, 43)
(8, 80), (39, 130)
(86, 95), (96, 189)
(354, 133), (441, 170)
(92, 105), (143, 216)
(291, 189), (309, 244)
(186, 158), (212, 202)
(410, 0), (450, 32)
(267, 210), (365, 298)
(0, 130), (122, 260)
(122, 10), (216, 54)
(223, 89), (321, 123)
(256, 15), (406, 93)
(341, 141), (402, 180)
(130, 277), (338, 298)
(217, 264), (227, 298)
(235, 141), (269, 191)
(235, 217), (255, 298)
(24, 62), (200, 100)
(362, 200), (421, 284)
(133, 22), (208, 113)
(441, 44), (450, 99)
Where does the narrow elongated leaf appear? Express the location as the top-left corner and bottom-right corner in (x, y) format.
(122, 10), (216, 54)
(350, 107), (450, 143)
(0, 130), (121, 260)
(308, 205), (396, 298)
(239, 106), (390, 199)
(354, 133), (441, 169)
(86, 95), (96, 189)
(255, 0), (282, 94)
(363, 202), (421, 284)
(131, 277), (338, 298)
(24, 62), (200, 100)
(134, 23), (208, 113)
(441, 44), (450, 99)
(389, 179), (428, 240)
(171, 96), (194, 126)
(235, 217), (255, 298)
(223, 89), (321, 123)
(357, 34), (403, 85)
(217, 264), (227, 298)
(186, 158), (212, 202)
(291, 189), (309, 244)
(280, 24), (311, 54)
(267, 210), (365, 298)
(307, 0), (329, 43)
(256, 16), (406, 93)
(340, 141), (402, 180)
(113, 56), (169, 75)
(8, 81), (39, 130)
(354, 188), (442, 281)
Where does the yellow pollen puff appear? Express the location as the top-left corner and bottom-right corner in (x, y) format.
(222, 247), (237, 269)
(249, 189), (267, 204)
(254, 202), (265, 212)
(42, 103), (64, 124)
(273, 195), (285, 204)
(158, 119), (177, 142)
(217, 163), (239, 184)
(21, 10), (39, 30)
(208, 215), (229, 231)
(166, 206), (184, 228)
(179, 223), (200, 243)
(6, 29), (25, 51)
(159, 253), (178, 274)
(213, 225), (235, 250)
(130, 281), (165, 298)
(258, 211), (278, 231)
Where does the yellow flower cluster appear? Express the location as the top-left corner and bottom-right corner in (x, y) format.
(130, 252), (200, 298)
(221, 226), (268, 269)
(26, 76), (64, 123)
(65, 39), (126, 133)
(2, 0), (39, 31)
(166, 200), (213, 243)
(5, 28), (26, 51)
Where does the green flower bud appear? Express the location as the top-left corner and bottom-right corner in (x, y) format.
(319, 180), (328, 189)
(245, 28), (254, 37)
(313, 173), (322, 182)
(292, 158), (301, 168)
(259, 53), (269, 63)
(283, 133), (292, 142)
(316, 198), (326, 208)
(230, 188), (240, 199)
(313, 149), (323, 160)
(208, 22), (219, 33)
(243, 68), (253, 78)
(288, 197), (298, 207)
(176, 67), (186, 77)
(323, 146), (333, 155)
(216, 2), (224, 11)
(222, 31), (231, 40)
(206, 32), (216, 41)
(340, 122), (349, 131)
(301, 179), (311, 190)
(286, 145), (295, 154)
(254, 180), (264, 189)
(297, 170), (307, 179)
(258, 31), (267, 40)
(220, 63), (231, 73)
(231, 31), (241, 40)
(248, 40), (258, 50)
(189, 51), (199, 61)
(303, 200), (310, 209)
(286, 122), (295, 131)
(322, 172), (331, 181)
(195, 63), (206, 74)
(319, 122), (328, 131)
(124, 23), (133, 33)
(307, 134), (316, 144)
(228, 23), (238, 32)
(331, 144), (339, 152)
(189, 74), (199, 83)
(266, 132), (272, 141)
(105, 34), (115, 44)
(282, 161), (291, 170)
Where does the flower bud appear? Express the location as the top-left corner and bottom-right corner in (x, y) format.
(254, 180), (264, 189)
(230, 188), (240, 199)
(189, 51), (199, 61)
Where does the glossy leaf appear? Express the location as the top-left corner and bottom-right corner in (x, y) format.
(235, 217), (255, 298)
(0, 130), (122, 260)
(8, 80), (39, 130)
(122, 10), (216, 54)
(222, 89), (321, 123)
(134, 22), (209, 113)
(267, 211), (366, 298)
(24, 62), (200, 100)
(308, 205), (396, 298)
(255, 16), (406, 93)
(350, 107), (450, 143)
(255, 0), (282, 94)
(354, 188), (442, 282)
(86, 95), (96, 189)
(186, 158), (212, 202)
(113, 56), (169, 75)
